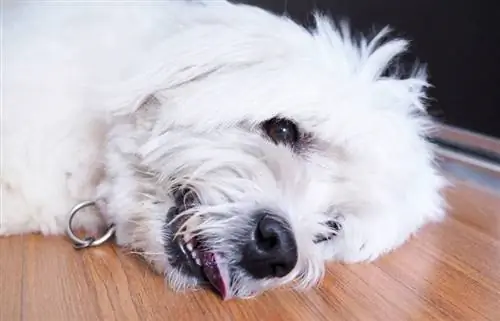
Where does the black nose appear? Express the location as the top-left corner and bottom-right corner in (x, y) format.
(239, 212), (298, 279)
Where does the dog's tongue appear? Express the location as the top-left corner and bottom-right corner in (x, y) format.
(200, 251), (231, 300)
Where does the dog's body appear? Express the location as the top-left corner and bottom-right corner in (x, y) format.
(2, 0), (446, 299)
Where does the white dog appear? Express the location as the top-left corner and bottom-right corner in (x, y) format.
(1, 0), (446, 299)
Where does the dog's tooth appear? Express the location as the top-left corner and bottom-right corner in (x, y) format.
(184, 215), (201, 230)
(186, 242), (193, 252)
(195, 258), (202, 266)
(178, 241), (187, 256)
(191, 250), (198, 259)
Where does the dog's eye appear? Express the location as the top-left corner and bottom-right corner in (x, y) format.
(313, 220), (341, 244)
(262, 117), (299, 146)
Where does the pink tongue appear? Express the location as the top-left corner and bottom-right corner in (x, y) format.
(200, 252), (231, 300)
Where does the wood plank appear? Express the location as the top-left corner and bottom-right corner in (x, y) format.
(0, 235), (24, 321)
(22, 235), (101, 321)
(376, 227), (498, 321)
(80, 246), (140, 321)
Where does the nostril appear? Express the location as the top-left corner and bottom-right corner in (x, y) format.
(273, 263), (288, 278)
(255, 216), (280, 251)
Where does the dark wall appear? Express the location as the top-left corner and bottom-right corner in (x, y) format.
(233, 0), (500, 138)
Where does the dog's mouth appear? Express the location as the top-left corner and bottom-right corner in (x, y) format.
(168, 187), (232, 300)
(177, 230), (231, 299)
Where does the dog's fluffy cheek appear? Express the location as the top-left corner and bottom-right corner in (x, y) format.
(116, 209), (170, 273)
(323, 206), (439, 263)
(95, 175), (171, 272)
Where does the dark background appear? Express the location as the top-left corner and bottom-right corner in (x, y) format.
(232, 0), (500, 138)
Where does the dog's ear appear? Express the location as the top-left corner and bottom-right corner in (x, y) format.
(313, 13), (431, 115)
(98, 18), (291, 118)
(95, 1), (311, 119)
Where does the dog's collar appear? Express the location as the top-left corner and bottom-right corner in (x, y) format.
(66, 200), (116, 250)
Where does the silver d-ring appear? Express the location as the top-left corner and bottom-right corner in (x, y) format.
(66, 200), (116, 250)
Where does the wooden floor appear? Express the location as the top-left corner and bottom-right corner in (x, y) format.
(1, 179), (499, 321)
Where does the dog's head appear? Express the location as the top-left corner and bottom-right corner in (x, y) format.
(97, 2), (446, 300)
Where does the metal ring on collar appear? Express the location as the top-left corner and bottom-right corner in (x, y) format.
(66, 200), (116, 250)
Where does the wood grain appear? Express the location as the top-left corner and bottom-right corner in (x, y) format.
(1, 180), (499, 321)
(0, 235), (24, 321)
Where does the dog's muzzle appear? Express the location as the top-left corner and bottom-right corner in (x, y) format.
(166, 187), (298, 299)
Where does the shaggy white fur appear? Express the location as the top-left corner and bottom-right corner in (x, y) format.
(1, 0), (446, 299)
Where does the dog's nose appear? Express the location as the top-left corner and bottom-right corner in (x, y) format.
(240, 212), (298, 279)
